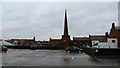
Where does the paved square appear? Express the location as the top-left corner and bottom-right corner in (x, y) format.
(2, 49), (120, 67)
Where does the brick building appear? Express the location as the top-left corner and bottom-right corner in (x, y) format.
(73, 37), (91, 47)
(49, 38), (61, 47)
(107, 23), (120, 48)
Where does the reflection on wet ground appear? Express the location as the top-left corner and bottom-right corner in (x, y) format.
(1, 49), (119, 66)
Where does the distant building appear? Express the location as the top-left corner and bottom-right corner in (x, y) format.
(8, 37), (36, 46)
(73, 37), (91, 47)
(93, 38), (118, 48)
(100, 38), (117, 48)
(107, 23), (120, 48)
(49, 38), (61, 47)
(91, 23), (120, 48)
(49, 10), (71, 49)
(90, 34), (107, 47)
(37, 40), (49, 45)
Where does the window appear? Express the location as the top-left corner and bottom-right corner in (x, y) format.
(112, 40), (115, 43)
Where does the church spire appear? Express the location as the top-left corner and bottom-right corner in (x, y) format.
(62, 9), (71, 50)
(64, 9), (69, 36)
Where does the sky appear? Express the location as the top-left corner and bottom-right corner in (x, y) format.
(1, 2), (119, 41)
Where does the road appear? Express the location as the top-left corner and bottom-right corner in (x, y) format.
(1, 49), (120, 68)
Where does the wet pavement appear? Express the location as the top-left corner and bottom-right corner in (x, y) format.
(1, 49), (120, 67)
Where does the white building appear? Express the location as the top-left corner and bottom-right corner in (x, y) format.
(0, 40), (14, 46)
(92, 38), (118, 48)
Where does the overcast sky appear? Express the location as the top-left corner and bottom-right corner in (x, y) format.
(1, 2), (119, 41)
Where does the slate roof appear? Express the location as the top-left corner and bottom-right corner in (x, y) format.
(9, 38), (36, 46)
(89, 35), (106, 40)
(73, 37), (90, 40)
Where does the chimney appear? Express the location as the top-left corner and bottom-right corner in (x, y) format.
(105, 32), (108, 37)
(49, 37), (52, 41)
(89, 34), (91, 37)
(112, 23), (115, 27)
(33, 37), (35, 41)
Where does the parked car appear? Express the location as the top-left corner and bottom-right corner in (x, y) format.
(66, 46), (81, 53)
(29, 44), (38, 50)
(0, 45), (8, 53)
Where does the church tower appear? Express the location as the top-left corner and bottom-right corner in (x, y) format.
(61, 10), (71, 50)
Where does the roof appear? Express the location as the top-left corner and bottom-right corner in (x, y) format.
(9, 39), (35, 43)
(9, 38), (36, 46)
(50, 39), (61, 41)
(73, 37), (90, 40)
(115, 26), (120, 32)
(37, 41), (49, 43)
(89, 35), (106, 40)
(10, 39), (34, 41)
